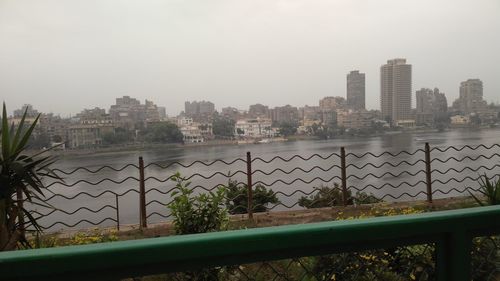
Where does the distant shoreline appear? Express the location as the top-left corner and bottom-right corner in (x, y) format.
(37, 126), (497, 158)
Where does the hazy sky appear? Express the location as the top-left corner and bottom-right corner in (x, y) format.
(1, 0), (499, 117)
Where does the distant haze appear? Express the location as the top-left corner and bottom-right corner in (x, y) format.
(1, 0), (499, 116)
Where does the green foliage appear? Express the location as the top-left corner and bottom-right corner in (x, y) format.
(298, 184), (381, 209)
(278, 121), (298, 137)
(0, 103), (60, 251)
(167, 173), (228, 235)
(212, 114), (235, 138)
(224, 179), (279, 214)
(469, 174), (500, 206)
(102, 127), (133, 145)
(143, 122), (183, 144)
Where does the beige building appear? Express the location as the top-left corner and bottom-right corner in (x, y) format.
(453, 79), (487, 114)
(380, 58), (412, 124)
(415, 88), (448, 126)
(347, 71), (365, 110)
(337, 110), (374, 129)
(319, 96), (346, 110)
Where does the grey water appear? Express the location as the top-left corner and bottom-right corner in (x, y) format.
(38, 128), (500, 231)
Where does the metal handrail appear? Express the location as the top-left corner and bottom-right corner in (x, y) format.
(1, 205), (500, 281)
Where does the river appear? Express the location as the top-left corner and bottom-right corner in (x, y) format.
(37, 128), (500, 231)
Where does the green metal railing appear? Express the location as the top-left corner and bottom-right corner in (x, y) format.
(1, 206), (499, 281)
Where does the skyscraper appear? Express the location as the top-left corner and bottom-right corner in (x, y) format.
(380, 58), (412, 124)
(415, 88), (448, 125)
(454, 79), (486, 114)
(346, 70), (365, 110)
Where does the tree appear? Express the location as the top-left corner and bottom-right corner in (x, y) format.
(224, 179), (279, 214)
(102, 127), (132, 145)
(1, 103), (59, 251)
(278, 121), (298, 137)
(212, 114), (235, 138)
(470, 114), (482, 126)
(143, 122), (183, 143)
(28, 132), (50, 149)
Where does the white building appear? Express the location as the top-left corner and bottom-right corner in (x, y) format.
(235, 118), (273, 138)
(450, 115), (470, 126)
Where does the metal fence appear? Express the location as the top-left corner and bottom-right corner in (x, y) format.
(31, 142), (500, 232)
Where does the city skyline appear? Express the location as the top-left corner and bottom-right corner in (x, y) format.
(1, 0), (499, 116)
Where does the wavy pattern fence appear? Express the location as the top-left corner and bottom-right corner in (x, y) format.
(30, 142), (500, 232)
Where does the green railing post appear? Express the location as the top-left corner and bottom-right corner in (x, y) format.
(435, 230), (472, 281)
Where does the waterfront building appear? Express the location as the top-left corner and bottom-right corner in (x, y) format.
(380, 58), (412, 125)
(453, 79), (487, 115)
(235, 118), (273, 138)
(415, 88), (448, 126)
(337, 109), (375, 129)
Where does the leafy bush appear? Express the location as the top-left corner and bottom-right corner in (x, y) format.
(298, 184), (381, 208)
(167, 173), (228, 235)
(469, 174), (500, 206)
(225, 179), (279, 214)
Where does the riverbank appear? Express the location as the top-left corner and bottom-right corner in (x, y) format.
(40, 126), (499, 158)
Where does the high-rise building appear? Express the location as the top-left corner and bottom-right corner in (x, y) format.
(415, 88), (448, 125)
(184, 101), (215, 116)
(248, 104), (269, 118)
(453, 79), (487, 114)
(380, 58), (412, 124)
(269, 105), (299, 124)
(347, 70), (365, 110)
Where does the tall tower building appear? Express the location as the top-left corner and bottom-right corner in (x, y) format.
(346, 70), (365, 110)
(380, 58), (412, 124)
(456, 79), (485, 114)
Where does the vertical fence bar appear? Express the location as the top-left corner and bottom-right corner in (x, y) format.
(340, 147), (348, 206)
(115, 194), (120, 231)
(425, 142), (433, 203)
(139, 157), (147, 228)
(246, 151), (254, 220)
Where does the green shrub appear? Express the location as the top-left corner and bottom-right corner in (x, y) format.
(298, 184), (381, 208)
(224, 179), (279, 214)
(469, 174), (500, 206)
(167, 172), (228, 235)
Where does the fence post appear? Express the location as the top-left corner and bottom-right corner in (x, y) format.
(138, 156), (147, 228)
(115, 194), (120, 231)
(246, 151), (254, 220)
(340, 147), (349, 206)
(425, 142), (433, 203)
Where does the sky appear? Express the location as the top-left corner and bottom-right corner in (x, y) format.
(1, 0), (499, 117)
